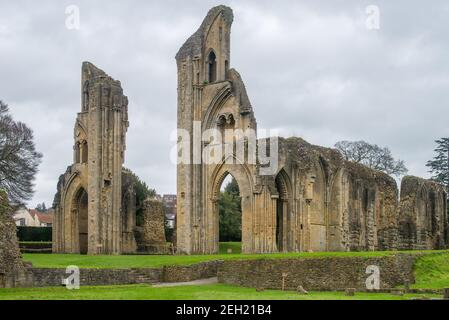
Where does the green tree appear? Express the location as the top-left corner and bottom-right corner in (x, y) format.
(123, 168), (156, 225)
(35, 202), (47, 212)
(426, 138), (449, 192)
(219, 177), (242, 242)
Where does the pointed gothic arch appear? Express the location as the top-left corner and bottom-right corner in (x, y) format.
(275, 168), (292, 252)
(72, 187), (88, 254)
(208, 154), (254, 253)
(207, 50), (217, 83)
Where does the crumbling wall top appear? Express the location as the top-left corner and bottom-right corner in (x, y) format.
(400, 175), (446, 198)
(175, 5), (233, 61)
(82, 61), (122, 88)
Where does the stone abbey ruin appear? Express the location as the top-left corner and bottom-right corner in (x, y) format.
(175, 5), (448, 254)
(52, 62), (136, 255)
(47, 5), (447, 256)
(52, 63), (166, 255)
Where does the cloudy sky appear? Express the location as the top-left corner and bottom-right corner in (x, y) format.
(1, 0), (448, 207)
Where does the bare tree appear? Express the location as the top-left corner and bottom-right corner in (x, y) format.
(335, 140), (408, 177)
(0, 100), (42, 204)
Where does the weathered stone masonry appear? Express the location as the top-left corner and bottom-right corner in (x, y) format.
(135, 197), (168, 253)
(22, 254), (434, 291)
(175, 5), (449, 254)
(0, 191), (32, 288)
(28, 261), (220, 287)
(53, 62), (137, 255)
(217, 254), (418, 291)
(398, 176), (448, 250)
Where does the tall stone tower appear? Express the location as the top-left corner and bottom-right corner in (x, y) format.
(176, 6), (263, 254)
(53, 62), (136, 255)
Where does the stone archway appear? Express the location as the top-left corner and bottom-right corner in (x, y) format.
(216, 172), (242, 250)
(275, 169), (292, 252)
(72, 187), (88, 254)
(209, 161), (253, 254)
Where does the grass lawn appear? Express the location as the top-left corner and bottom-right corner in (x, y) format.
(218, 242), (242, 254)
(412, 252), (449, 289)
(0, 284), (441, 300)
(21, 251), (395, 269)
(24, 246), (449, 269)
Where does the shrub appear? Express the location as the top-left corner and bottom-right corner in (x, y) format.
(17, 226), (52, 242)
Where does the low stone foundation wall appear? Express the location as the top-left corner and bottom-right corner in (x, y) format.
(28, 261), (219, 287)
(18, 254), (423, 290)
(217, 254), (418, 291)
(31, 268), (162, 287)
(162, 261), (220, 283)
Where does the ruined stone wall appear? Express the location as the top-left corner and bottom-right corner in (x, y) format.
(121, 170), (137, 253)
(0, 191), (31, 288)
(31, 268), (162, 287)
(175, 5), (447, 254)
(218, 255), (417, 291)
(28, 261), (219, 287)
(398, 176), (448, 250)
(344, 162), (399, 251)
(176, 5), (266, 254)
(276, 137), (401, 253)
(274, 137), (448, 253)
(161, 261), (220, 283)
(138, 198), (167, 253)
(53, 62), (139, 255)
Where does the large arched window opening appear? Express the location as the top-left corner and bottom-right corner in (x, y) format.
(207, 51), (217, 83)
(74, 142), (81, 163)
(218, 173), (242, 254)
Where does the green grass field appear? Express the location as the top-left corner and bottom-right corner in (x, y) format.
(218, 242), (242, 254)
(413, 252), (449, 289)
(0, 284), (441, 300)
(24, 247), (447, 269)
(20, 251), (395, 269)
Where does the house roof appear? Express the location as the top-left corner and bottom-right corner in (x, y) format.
(34, 212), (53, 224)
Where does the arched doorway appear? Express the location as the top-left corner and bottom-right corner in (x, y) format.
(275, 169), (291, 252)
(74, 188), (88, 254)
(218, 173), (242, 254)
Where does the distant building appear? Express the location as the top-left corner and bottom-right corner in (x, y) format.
(34, 210), (54, 227)
(13, 208), (53, 227)
(14, 207), (38, 227)
(160, 194), (177, 229)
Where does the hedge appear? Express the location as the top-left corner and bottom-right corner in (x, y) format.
(17, 226), (52, 242)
